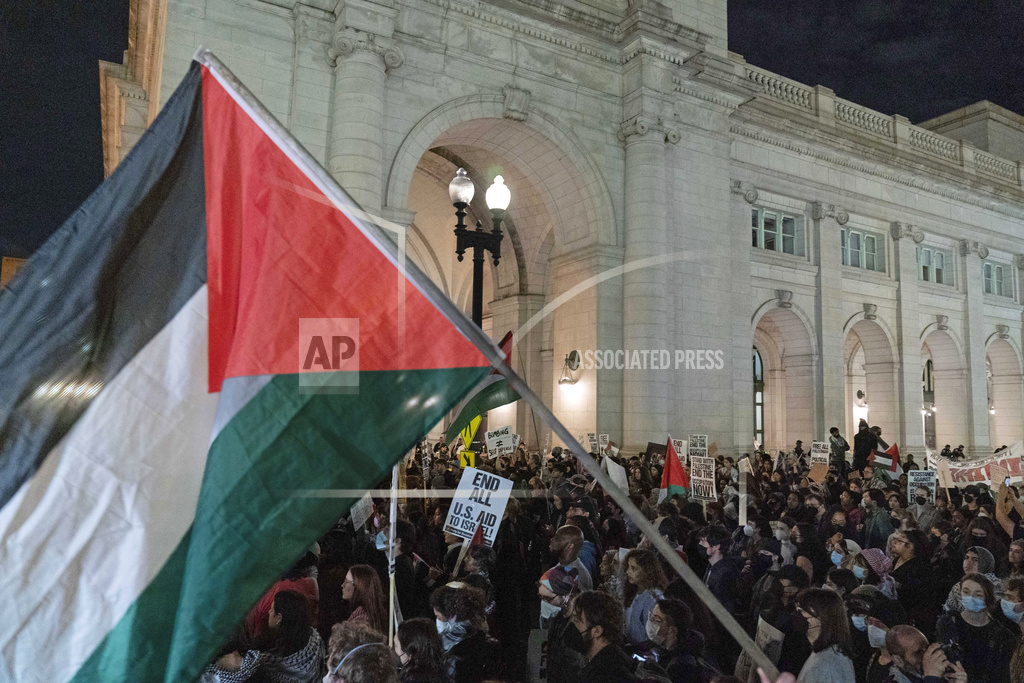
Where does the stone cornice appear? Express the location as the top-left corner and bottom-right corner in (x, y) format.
(889, 222), (925, 244)
(730, 122), (1024, 222)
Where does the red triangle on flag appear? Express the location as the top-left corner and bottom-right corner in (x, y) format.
(662, 437), (690, 491)
(469, 520), (486, 548)
(884, 443), (900, 472)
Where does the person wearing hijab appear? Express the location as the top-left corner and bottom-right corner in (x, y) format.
(852, 548), (897, 600)
(945, 546), (1005, 614)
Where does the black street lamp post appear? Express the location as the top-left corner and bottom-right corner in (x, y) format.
(448, 168), (511, 328)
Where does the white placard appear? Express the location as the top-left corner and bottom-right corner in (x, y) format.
(690, 455), (718, 502)
(485, 425), (520, 459)
(442, 467), (513, 546)
(672, 438), (687, 465)
(907, 470), (937, 504)
(587, 432), (598, 452)
(810, 441), (830, 466)
(688, 434), (708, 465)
(991, 463), (1010, 492)
(528, 629), (549, 682)
(350, 492), (374, 531)
(604, 456), (629, 491)
(599, 434), (610, 449)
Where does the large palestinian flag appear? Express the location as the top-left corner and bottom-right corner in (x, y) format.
(0, 56), (492, 681)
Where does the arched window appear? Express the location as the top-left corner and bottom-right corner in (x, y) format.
(753, 347), (764, 446)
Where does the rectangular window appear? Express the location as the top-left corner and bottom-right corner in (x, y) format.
(916, 246), (951, 285)
(751, 208), (803, 256)
(841, 228), (886, 273)
(984, 261), (1011, 298)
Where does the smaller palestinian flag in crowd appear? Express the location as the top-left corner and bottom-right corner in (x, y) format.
(871, 443), (903, 475)
(658, 437), (690, 502)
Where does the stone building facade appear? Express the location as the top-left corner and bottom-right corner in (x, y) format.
(100, 0), (1024, 456)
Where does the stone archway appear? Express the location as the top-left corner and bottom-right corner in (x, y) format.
(753, 306), (817, 452)
(844, 318), (898, 443)
(988, 338), (1024, 449)
(922, 329), (968, 452)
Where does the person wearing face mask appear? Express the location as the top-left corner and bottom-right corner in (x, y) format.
(962, 485), (983, 516)
(936, 573), (1017, 683)
(929, 521), (963, 603)
(908, 487), (938, 534)
(794, 588), (855, 682)
(945, 547), (1004, 615)
(999, 578), (1024, 633)
(429, 584), (500, 682)
(699, 526), (741, 614)
(885, 625), (966, 683)
(890, 530), (934, 630)
(853, 549), (898, 600)
(622, 549), (669, 645)
(828, 535), (862, 572)
(393, 618), (449, 683)
(805, 494), (827, 533)
(570, 590), (638, 682)
(863, 598), (909, 683)
(824, 568), (860, 600)
(774, 517), (799, 566)
(639, 598), (715, 682)
(845, 588), (881, 682)
(967, 517), (1010, 577)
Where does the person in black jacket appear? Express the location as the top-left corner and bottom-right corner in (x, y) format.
(853, 421), (878, 474)
(698, 526), (741, 613)
(641, 598), (716, 682)
(570, 590), (637, 682)
(430, 583), (501, 683)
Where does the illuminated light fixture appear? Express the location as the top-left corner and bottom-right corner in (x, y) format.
(990, 406), (996, 415)
(921, 409), (927, 416)
(559, 350), (582, 385)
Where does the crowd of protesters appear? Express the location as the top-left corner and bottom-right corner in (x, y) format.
(201, 420), (1024, 683)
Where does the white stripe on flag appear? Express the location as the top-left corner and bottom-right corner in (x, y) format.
(0, 288), (218, 683)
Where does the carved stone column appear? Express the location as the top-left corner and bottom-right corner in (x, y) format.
(811, 202), (849, 437)
(960, 239), (992, 455)
(327, 2), (403, 213)
(290, 4), (335, 164)
(620, 116), (679, 450)
(890, 222), (926, 452)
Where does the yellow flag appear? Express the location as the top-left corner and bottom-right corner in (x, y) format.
(460, 415), (481, 449)
(459, 451), (476, 468)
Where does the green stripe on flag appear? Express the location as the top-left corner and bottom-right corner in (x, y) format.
(444, 378), (520, 443)
(71, 366), (487, 683)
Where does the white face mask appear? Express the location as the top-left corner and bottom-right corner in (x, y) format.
(436, 618), (449, 634)
(744, 524), (755, 537)
(540, 599), (562, 620)
(775, 529), (787, 542)
(1001, 599), (1023, 623)
(645, 618), (660, 643)
(867, 624), (887, 648)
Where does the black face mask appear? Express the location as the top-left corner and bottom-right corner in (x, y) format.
(964, 494), (975, 503)
(915, 496), (928, 506)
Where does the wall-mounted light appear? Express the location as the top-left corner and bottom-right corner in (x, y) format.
(559, 350), (582, 385)
(990, 406), (996, 415)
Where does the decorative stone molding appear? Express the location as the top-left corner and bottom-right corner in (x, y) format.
(889, 222), (925, 244)
(936, 315), (949, 331)
(618, 116), (680, 145)
(996, 324), (1010, 339)
(730, 180), (758, 204)
(863, 303), (877, 320)
(958, 239), (989, 259)
(327, 29), (404, 72)
(811, 201), (849, 225)
(502, 86), (530, 122)
(775, 290), (793, 308)
(1013, 254), (1024, 270)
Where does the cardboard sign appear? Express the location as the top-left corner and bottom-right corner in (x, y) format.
(690, 455), (717, 501)
(990, 463), (1010, 492)
(528, 629), (549, 682)
(350, 492), (374, 531)
(810, 441), (830, 466)
(459, 450), (475, 468)
(907, 470), (937, 503)
(443, 467), (513, 546)
(688, 434), (708, 464)
(808, 463), (828, 483)
(936, 460), (954, 489)
(734, 617), (785, 683)
(485, 425), (520, 459)
(599, 434), (610, 449)
(645, 441), (667, 461)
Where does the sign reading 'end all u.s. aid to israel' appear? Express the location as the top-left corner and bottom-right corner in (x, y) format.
(443, 467), (513, 547)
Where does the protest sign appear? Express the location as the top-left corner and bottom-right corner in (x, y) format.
(690, 455), (717, 501)
(350, 492), (374, 531)
(808, 463), (828, 483)
(599, 434), (609, 450)
(587, 432), (598, 452)
(604, 456), (629, 491)
(443, 467), (513, 546)
(688, 434), (708, 466)
(485, 425), (519, 459)
(458, 450), (475, 468)
(936, 460), (954, 489)
(907, 470), (937, 504)
(810, 441), (830, 466)
(528, 629), (549, 682)
(990, 463), (1010, 492)
(644, 441), (667, 462)
(672, 438), (686, 464)
(734, 617), (785, 683)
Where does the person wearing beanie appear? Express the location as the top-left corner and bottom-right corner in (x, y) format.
(863, 598), (909, 683)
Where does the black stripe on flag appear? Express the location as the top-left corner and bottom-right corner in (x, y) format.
(0, 64), (208, 509)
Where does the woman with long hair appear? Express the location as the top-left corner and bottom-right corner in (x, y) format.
(795, 588), (855, 682)
(394, 618), (448, 683)
(623, 549), (669, 645)
(260, 589), (326, 682)
(343, 564), (388, 634)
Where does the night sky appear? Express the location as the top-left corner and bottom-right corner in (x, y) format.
(2, 0), (1022, 259)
